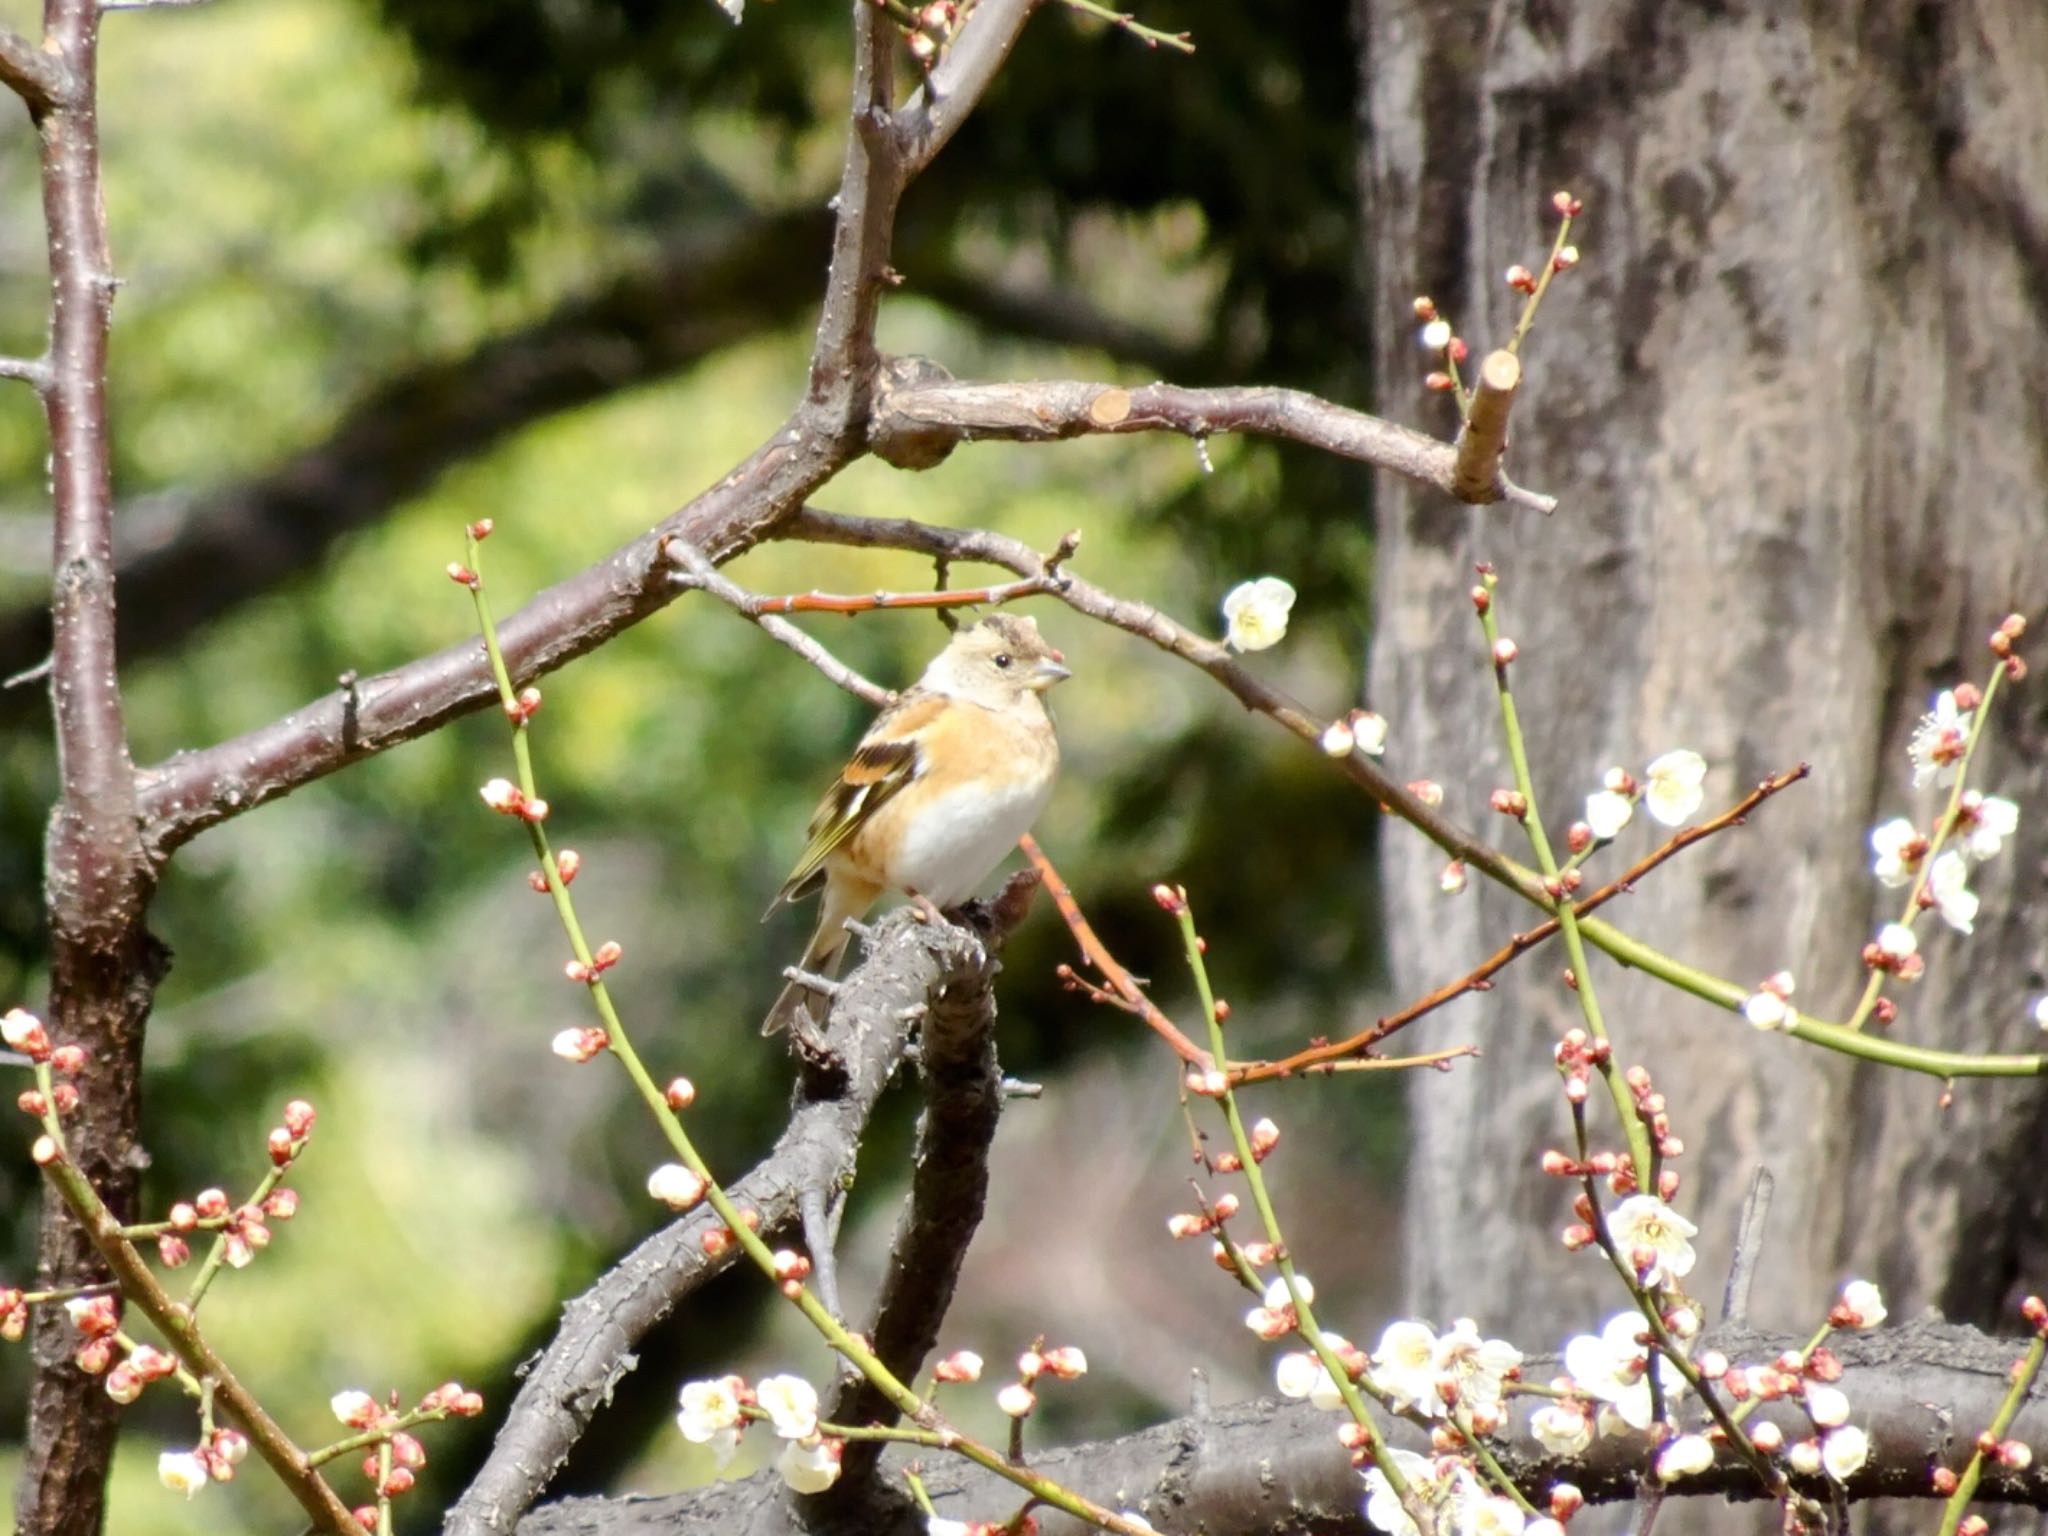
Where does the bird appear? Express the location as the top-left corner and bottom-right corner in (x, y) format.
(761, 612), (1070, 1034)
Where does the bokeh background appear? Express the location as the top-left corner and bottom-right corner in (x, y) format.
(0, 1), (1415, 1527)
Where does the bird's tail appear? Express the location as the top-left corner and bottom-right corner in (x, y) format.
(761, 884), (868, 1035)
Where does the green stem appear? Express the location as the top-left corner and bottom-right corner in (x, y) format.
(1170, 899), (1424, 1524)
(1935, 1332), (2045, 1536)
(1508, 211), (1576, 356)
(1475, 584), (1654, 1178)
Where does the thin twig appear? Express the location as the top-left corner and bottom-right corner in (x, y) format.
(1720, 1166), (1775, 1328)
(0, 354), (50, 389)
(666, 539), (893, 709)
(1054, 0), (1193, 52)
(1017, 833), (1213, 1068)
(1234, 767), (1811, 1080)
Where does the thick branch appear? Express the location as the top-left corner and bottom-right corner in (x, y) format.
(867, 370), (1557, 511)
(444, 910), (991, 1536)
(819, 882), (1018, 1515)
(133, 424), (846, 861)
(0, 24), (67, 115)
(20, 1), (163, 1532)
(516, 1318), (2048, 1535)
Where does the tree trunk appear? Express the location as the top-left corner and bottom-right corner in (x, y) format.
(1361, 0), (2048, 1340)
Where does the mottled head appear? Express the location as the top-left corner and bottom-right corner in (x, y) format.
(921, 613), (1070, 708)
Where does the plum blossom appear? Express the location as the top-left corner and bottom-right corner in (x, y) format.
(1607, 1195), (1698, 1286)
(1643, 751), (1707, 827)
(1584, 789), (1633, 841)
(1869, 818), (1925, 887)
(1530, 1401), (1592, 1456)
(1955, 792), (2019, 861)
(1910, 691), (1972, 788)
(1433, 1318), (1521, 1412)
(1822, 1424), (1869, 1481)
(756, 1374), (819, 1439)
(1563, 1313), (1686, 1432)
(1371, 1320), (1445, 1417)
(1806, 1384), (1850, 1428)
(678, 1376), (745, 1465)
(1840, 1279), (1887, 1328)
(775, 1435), (842, 1493)
(1360, 1448), (1436, 1536)
(1459, 1490), (1527, 1536)
(1222, 578), (1297, 652)
(1656, 1434), (1714, 1481)
(157, 1450), (209, 1498)
(1274, 1349), (1345, 1412)
(1876, 923), (1918, 962)
(1927, 850), (1979, 934)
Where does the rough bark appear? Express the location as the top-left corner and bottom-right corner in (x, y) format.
(1361, 0), (2048, 1343)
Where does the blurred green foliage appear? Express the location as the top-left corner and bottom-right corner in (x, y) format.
(0, 0), (1402, 1526)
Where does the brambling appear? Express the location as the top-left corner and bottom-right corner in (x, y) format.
(762, 613), (1070, 1034)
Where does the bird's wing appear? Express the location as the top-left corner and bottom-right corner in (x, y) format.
(767, 691), (945, 911)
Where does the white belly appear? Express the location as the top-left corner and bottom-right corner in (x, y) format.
(882, 773), (1054, 906)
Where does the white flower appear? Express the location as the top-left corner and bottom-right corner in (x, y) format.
(1440, 860), (1467, 895)
(1321, 718), (1355, 756)
(1743, 991), (1795, 1031)
(677, 1376), (745, 1465)
(1524, 1522), (1566, 1536)
(1910, 691), (1972, 788)
(1274, 1350), (1344, 1410)
(330, 1389), (377, 1428)
(1957, 792), (2019, 861)
(1821, 1424), (1869, 1481)
(1806, 1384), (1850, 1427)
(1420, 319), (1452, 351)
(776, 1435), (841, 1493)
(1353, 712), (1390, 756)
(1361, 1448), (1434, 1536)
(1584, 789), (1633, 841)
(1563, 1313), (1686, 1432)
(2035, 997), (2048, 1031)
(1876, 922), (1918, 961)
(1788, 1438), (1822, 1475)
(1656, 1433), (1715, 1481)
(157, 1450), (209, 1498)
(1840, 1279), (1887, 1328)
(927, 1521), (973, 1536)
(1433, 1318), (1521, 1412)
(1371, 1320), (1444, 1417)
(1643, 751), (1707, 827)
(996, 1382), (1035, 1417)
(1221, 578), (1297, 653)
(1529, 1401), (1592, 1456)
(1607, 1195), (1698, 1286)
(756, 1374), (819, 1440)
(647, 1163), (708, 1210)
(1869, 818), (1925, 887)
(1928, 850), (1978, 934)
(1459, 1491), (1526, 1536)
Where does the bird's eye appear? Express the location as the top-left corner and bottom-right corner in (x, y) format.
(993, 653), (1013, 669)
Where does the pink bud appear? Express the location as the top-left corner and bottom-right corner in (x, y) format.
(48, 1044), (85, 1075)
(665, 1078), (696, 1110)
(157, 1234), (191, 1267)
(283, 1099), (316, 1137)
(194, 1189), (229, 1220)
(267, 1127), (295, 1167)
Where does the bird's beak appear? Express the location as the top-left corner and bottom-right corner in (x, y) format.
(1027, 654), (1072, 691)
